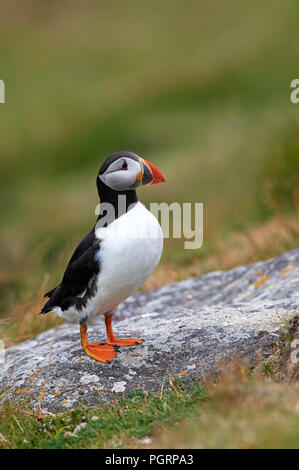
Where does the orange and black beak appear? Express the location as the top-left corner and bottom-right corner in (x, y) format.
(139, 158), (165, 186)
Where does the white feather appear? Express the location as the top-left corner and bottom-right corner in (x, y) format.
(55, 202), (163, 323)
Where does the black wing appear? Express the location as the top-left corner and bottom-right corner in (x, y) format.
(40, 227), (101, 314)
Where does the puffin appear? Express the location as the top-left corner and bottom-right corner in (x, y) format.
(40, 151), (165, 363)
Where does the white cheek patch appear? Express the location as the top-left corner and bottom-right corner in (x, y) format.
(100, 159), (142, 191)
(102, 171), (136, 190)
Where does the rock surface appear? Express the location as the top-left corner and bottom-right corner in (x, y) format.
(1, 249), (298, 411)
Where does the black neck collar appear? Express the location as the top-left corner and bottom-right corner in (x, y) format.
(96, 180), (138, 223)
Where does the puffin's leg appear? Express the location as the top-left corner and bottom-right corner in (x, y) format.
(105, 315), (144, 347)
(80, 325), (117, 363)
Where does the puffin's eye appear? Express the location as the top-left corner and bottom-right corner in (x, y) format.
(121, 160), (128, 170)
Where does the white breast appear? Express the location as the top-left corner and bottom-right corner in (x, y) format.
(87, 201), (163, 320)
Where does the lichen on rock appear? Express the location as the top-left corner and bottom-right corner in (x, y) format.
(1, 248), (298, 411)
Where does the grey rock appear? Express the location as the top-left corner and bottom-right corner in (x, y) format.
(1, 249), (298, 411)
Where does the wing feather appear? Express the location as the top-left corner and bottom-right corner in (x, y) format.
(40, 227), (101, 314)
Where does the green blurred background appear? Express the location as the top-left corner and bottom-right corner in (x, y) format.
(0, 0), (298, 342)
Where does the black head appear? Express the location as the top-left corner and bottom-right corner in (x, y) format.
(97, 151), (165, 195)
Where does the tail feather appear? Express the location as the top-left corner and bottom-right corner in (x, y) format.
(40, 284), (61, 314)
(39, 305), (53, 314)
(44, 286), (57, 298)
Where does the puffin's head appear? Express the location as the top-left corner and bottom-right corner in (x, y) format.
(97, 151), (165, 192)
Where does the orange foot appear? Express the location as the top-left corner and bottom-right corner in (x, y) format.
(80, 325), (117, 363)
(105, 316), (144, 348)
(84, 342), (118, 363)
(107, 337), (144, 347)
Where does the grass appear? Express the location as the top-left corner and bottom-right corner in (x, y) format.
(0, 378), (206, 449)
(1, 345), (299, 449)
(147, 365), (299, 449)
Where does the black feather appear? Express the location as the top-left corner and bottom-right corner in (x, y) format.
(40, 227), (101, 314)
(44, 287), (56, 298)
